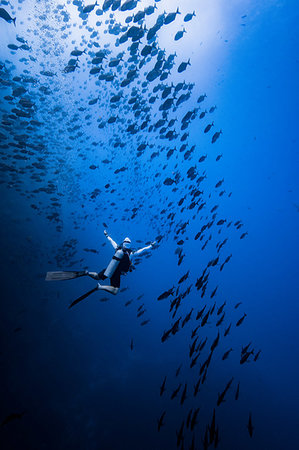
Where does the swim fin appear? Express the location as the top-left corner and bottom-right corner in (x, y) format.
(45, 270), (88, 281)
(69, 286), (99, 309)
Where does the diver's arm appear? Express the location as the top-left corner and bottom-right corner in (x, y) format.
(133, 242), (156, 256)
(104, 230), (118, 249)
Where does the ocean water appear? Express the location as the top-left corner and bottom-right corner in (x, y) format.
(0, 0), (298, 449)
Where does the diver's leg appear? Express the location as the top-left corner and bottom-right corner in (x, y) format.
(87, 272), (100, 280)
(88, 269), (107, 281)
(97, 283), (119, 295)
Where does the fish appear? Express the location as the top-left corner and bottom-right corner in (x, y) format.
(236, 313), (246, 327)
(224, 323), (231, 337)
(210, 331), (220, 352)
(194, 378), (201, 396)
(172, 364), (181, 378)
(254, 350), (261, 361)
(140, 319), (150, 326)
(165, 8), (181, 25)
(240, 350), (254, 364)
(235, 382), (240, 400)
(176, 420), (184, 448)
(217, 377), (234, 406)
(178, 59), (191, 73)
(212, 130), (222, 143)
(171, 383), (181, 399)
(178, 270), (189, 284)
(180, 383), (187, 404)
(184, 11), (196, 22)
(0, 7), (16, 25)
(174, 28), (186, 41)
(190, 408), (200, 431)
(157, 411), (166, 431)
(247, 412), (254, 437)
(204, 122), (214, 133)
(157, 287), (174, 300)
(160, 376), (167, 396)
(222, 348), (233, 360)
(209, 409), (216, 444)
(1, 411), (25, 426)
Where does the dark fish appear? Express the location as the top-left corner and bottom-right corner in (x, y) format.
(160, 376), (166, 396)
(178, 59), (191, 73)
(217, 301), (226, 315)
(247, 412), (254, 437)
(240, 350), (254, 364)
(254, 350), (261, 361)
(222, 348), (233, 360)
(212, 130), (222, 143)
(8, 44), (19, 50)
(70, 49), (85, 56)
(157, 287), (174, 300)
(236, 313), (246, 327)
(161, 329), (171, 342)
(235, 382), (240, 400)
(83, 1), (97, 14)
(194, 378), (201, 396)
(178, 270), (189, 284)
(1, 411), (25, 426)
(130, 338), (134, 350)
(144, 5), (157, 15)
(174, 28), (186, 41)
(215, 178), (224, 188)
(186, 408), (193, 429)
(234, 302), (242, 309)
(163, 177), (175, 185)
(204, 122), (214, 133)
(202, 426), (209, 450)
(210, 331), (220, 352)
(140, 319), (150, 326)
(0, 7), (16, 25)
(190, 408), (200, 431)
(165, 8), (181, 25)
(196, 306), (206, 320)
(240, 232), (248, 239)
(190, 353), (200, 368)
(209, 408), (216, 444)
(216, 312), (225, 327)
(217, 377), (234, 406)
(157, 411), (166, 431)
(180, 383), (187, 404)
(175, 364), (182, 377)
(171, 383), (181, 399)
(241, 342), (252, 355)
(176, 420), (184, 448)
(197, 94), (207, 103)
(184, 11), (196, 22)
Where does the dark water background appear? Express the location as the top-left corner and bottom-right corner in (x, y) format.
(0, 0), (298, 449)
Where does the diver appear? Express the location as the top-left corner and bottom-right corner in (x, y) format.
(46, 230), (156, 307)
(88, 230), (156, 295)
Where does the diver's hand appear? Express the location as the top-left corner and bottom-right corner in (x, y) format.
(150, 241), (156, 247)
(104, 230), (108, 237)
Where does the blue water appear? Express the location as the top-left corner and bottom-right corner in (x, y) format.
(0, 0), (298, 449)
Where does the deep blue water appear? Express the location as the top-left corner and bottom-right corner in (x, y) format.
(0, 0), (298, 449)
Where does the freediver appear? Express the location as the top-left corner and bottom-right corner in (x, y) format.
(88, 230), (156, 295)
(46, 230), (156, 306)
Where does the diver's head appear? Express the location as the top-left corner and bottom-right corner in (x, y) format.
(122, 237), (131, 250)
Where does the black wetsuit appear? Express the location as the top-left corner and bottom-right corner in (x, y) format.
(98, 248), (132, 288)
